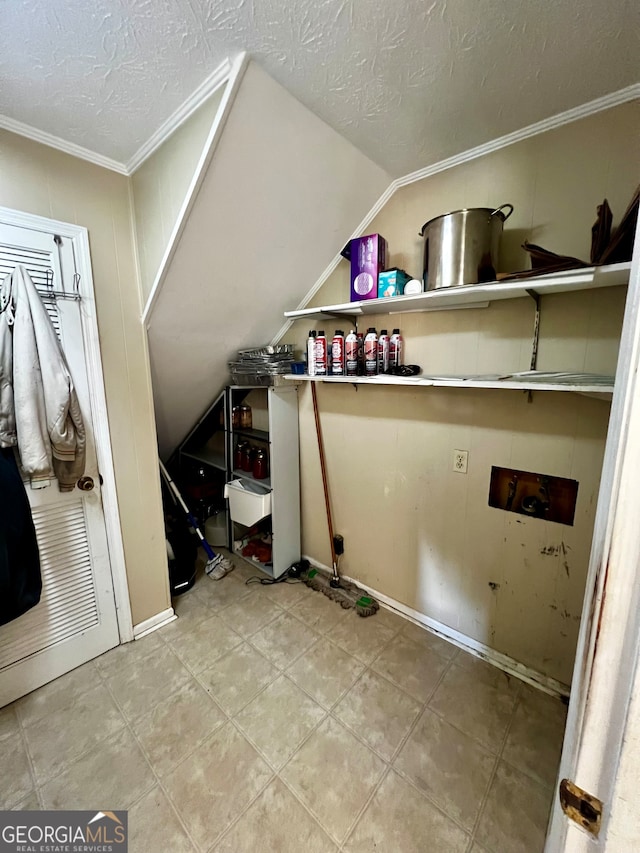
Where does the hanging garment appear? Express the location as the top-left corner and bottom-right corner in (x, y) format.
(0, 265), (85, 490)
(0, 446), (41, 625)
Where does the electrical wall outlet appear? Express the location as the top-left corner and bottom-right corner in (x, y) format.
(453, 449), (468, 474)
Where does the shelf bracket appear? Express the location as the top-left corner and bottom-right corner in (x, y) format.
(526, 289), (541, 370)
(526, 288), (541, 403)
(322, 310), (360, 334)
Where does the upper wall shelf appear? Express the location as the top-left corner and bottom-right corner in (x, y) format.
(285, 373), (615, 399)
(283, 263), (631, 320)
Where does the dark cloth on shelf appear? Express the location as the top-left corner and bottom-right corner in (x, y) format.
(591, 200), (613, 263)
(0, 446), (41, 626)
(498, 185), (639, 281)
(598, 184), (640, 265)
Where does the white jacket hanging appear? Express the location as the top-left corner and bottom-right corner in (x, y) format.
(0, 265), (85, 491)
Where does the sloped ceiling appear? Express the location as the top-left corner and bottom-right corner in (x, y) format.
(147, 62), (390, 455)
(1, 0), (637, 175)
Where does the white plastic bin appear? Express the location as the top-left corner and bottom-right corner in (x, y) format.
(204, 511), (228, 546)
(224, 479), (272, 527)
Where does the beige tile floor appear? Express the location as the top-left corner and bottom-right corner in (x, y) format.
(1, 560), (567, 852)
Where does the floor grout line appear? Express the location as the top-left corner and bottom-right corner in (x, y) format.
(467, 680), (524, 846)
(340, 762), (393, 850)
(423, 693), (518, 759)
(11, 698), (39, 809)
(243, 622), (320, 671)
(17, 667), (132, 795)
(216, 598), (288, 636)
(364, 652), (480, 840)
(133, 694), (230, 782)
(390, 762), (474, 839)
(165, 629), (245, 678)
(204, 770), (278, 853)
(275, 769), (351, 849)
(228, 699), (329, 775)
(388, 646), (458, 753)
(100, 668), (202, 852)
(279, 667), (351, 714)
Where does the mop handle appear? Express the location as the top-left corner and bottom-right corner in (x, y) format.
(311, 383), (338, 577)
(159, 461), (216, 561)
(160, 461), (191, 514)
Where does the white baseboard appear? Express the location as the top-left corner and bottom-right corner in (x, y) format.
(133, 607), (176, 640)
(303, 555), (570, 698)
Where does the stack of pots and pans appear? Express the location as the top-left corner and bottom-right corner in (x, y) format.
(228, 344), (294, 386)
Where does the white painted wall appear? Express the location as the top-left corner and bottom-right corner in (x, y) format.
(282, 102), (638, 686)
(146, 61), (390, 456)
(131, 87), (225, 300)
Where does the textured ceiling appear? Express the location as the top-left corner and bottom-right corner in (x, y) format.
(1, 0), (637, 175)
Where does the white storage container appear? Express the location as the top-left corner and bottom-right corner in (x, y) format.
(224, 479), (272, 527)
(204, 511), (228, 546)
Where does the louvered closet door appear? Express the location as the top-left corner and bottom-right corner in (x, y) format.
(0, 221), (119, 707)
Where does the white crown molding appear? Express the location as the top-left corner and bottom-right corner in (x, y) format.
(142, 52), (249, 324)
(274, 82), (640, 331)
(0, 113), (129, 174)
(0, 55), (236, 178)
(126, 56), (233, 175)
(1, 73), (635, 190)
(396, 82), (640, 188)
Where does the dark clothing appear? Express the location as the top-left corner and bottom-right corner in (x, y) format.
(0, 446), (41, 625)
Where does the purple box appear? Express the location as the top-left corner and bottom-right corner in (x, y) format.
(341, 234), (388, 302)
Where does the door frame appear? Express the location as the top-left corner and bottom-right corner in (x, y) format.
(0, 205), (133, 643)
(546, 220), (640, 849)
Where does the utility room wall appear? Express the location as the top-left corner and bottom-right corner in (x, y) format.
(131, 86), (225, 301)
(284, 101), (639, 687)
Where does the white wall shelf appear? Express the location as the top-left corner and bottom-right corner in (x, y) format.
(182, 447), (226, 471)
(233, 427), (269, 441)
(284, 263), (630, 321)
(231, 468), (272, 489)
(285, 373), (614, 399)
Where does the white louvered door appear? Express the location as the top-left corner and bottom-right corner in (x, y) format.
(0, 221), (119, 706)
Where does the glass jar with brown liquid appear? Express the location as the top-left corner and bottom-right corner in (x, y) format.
(239, 404), (252, 430)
